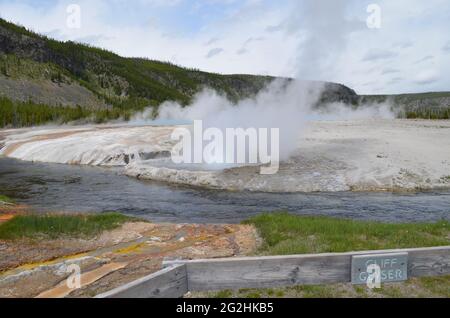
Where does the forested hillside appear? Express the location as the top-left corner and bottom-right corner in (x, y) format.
(0, 18), (448, 128)
(0, 18), (356, 128)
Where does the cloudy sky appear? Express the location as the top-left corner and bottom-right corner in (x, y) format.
(0, 0), (449, 94)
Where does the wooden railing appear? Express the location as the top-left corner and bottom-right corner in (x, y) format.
(96, 246), (450, 298)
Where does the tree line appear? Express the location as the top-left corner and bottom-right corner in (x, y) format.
(0, 97), (139, 128)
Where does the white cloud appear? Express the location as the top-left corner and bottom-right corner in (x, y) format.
(443, 41), (450, 53)
(381, 68), (400, 75)
(362, 49), (398, 62)
(0, 0), (448, 94)
(414, 70), (440, 85)
(414, 55), (434, 64)
(206, 48), (224, 59)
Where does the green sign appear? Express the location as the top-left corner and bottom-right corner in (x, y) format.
(351, 252), (408, 285)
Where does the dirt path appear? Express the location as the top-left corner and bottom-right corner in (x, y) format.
(0, 221), (259, 298)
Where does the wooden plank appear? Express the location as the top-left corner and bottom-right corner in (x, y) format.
(164, 246), (450, 292)
(408, 247), (450, 277)
(95, 265), (187, 298)
(166, 254), (352, 291)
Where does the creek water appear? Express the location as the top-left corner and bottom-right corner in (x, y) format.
(0, 157), (449, 224)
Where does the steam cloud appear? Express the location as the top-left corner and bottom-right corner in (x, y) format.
(310, 101), (397, 121)
(285, 0), (358, 81)
(134, 80), (324, 161)
(127, 0), (396, 165)
(131, 79), (395, 162)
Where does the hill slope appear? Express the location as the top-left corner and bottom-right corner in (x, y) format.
(0, 18), (357, 127)
(359, 92), (450, 119)
(0, 18), (448, 127)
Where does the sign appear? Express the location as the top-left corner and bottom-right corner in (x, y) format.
(351, 252), (408, 285)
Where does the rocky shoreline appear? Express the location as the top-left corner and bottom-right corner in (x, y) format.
(0, 216), (259, 298)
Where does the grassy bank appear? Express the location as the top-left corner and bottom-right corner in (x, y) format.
(244, 213), (450, 255)
(0, 213), (139, 240)
(192, 213), (450, 298)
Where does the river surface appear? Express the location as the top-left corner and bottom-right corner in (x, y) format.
(0, 157), (449, 224)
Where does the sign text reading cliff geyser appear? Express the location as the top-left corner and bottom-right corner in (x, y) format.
(351, 252), (408, 285)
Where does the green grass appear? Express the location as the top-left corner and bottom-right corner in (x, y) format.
(0, 213), (140, 240)
(195, 213), (450, 299)
(244, 213), (450, 255)
(0, 195), (14, 204)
